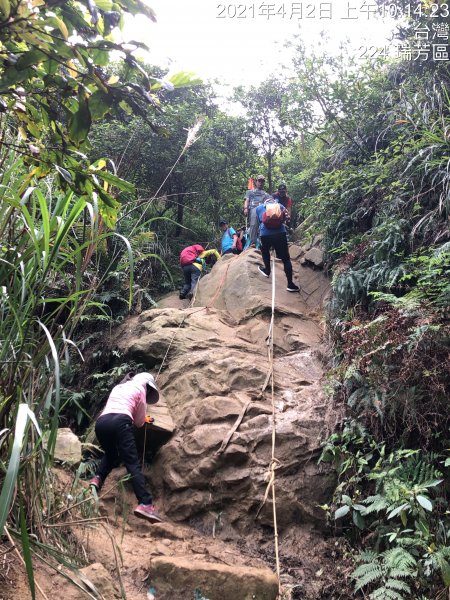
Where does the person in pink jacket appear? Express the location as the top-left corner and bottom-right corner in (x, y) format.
(89, 372), (162, 523)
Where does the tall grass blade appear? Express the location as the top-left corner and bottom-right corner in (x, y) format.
(20, 498), (36, 600)
(37, 320), (60, 418)
(0, 404), (29, 535)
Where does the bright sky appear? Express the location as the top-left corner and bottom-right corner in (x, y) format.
(123, 0), (399, 89)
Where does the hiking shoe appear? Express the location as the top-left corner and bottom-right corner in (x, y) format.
(89, 475), (103, 491)
(258, 265), (270, 278)
(179, 294), (186, 300)
(286, 282), (300, 292)
(134, 504), (163, 523)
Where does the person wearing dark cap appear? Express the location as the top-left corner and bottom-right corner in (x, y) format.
(272, 182), (293, 227)
(89, 372), (163, 523)
(219, 219), (239, 255)
(243, 175), (271, 247)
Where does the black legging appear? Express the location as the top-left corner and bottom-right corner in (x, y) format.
(260, 232), (293, 285)
(95, 413), (152, 505)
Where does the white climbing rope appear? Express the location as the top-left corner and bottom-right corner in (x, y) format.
(256, 250), (282, 594)
(267, 250), (282, 593)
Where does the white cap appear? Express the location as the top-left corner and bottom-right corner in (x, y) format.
(132, 372), (159, 404)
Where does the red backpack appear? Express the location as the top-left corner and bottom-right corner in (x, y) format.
(180, 244), (204, 267)
(262, 203), (286, 229)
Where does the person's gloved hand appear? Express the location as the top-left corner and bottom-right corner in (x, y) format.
(144, 416), (154, 424)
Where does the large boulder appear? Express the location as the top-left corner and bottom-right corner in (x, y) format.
(114, 247), (337, 541)
(193, 247), (329, 319)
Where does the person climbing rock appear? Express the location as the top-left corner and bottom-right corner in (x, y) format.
(89, 372), (163, 523)
(219, 219), (240, 255)
(256, 199), (300, 293)
(179, 244), (220, 299)
(243, 175), (271, 247)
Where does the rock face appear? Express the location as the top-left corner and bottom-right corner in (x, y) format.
(115, 247), (336, 541)
(193, 248), (328, 318)
(149, 556), (279, 600)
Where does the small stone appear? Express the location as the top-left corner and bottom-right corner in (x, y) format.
(80, 563), (121, 599)
(51, 428), (82, 466)
(303, 247), (324, 268)
(311, 234), (324, 246)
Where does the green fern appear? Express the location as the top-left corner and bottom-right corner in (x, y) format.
(353, 547), (416, 600)
(353, 563), (385, 590)
(394, 454), (442, 488)
(384, 547), (416, 570)
(360, 494), (389, 515)
(370, 587), (406, 600)
(384, 578), (411, 592)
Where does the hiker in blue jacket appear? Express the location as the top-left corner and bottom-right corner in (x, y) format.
(219, 219), (239, 255)
(255, 199), (300, 292)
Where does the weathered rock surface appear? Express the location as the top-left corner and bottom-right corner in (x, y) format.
(53, 427), (82, 465)
(302, 246), (324, 268)
(149, 556), (279, 600)
(79, 563), (121, 599)
(290, 222), (326, 269)
(193, 247), (329, 318)
(115, 247), (337, 541)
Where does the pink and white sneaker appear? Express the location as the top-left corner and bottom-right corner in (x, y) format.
(134, 504), (163, 523)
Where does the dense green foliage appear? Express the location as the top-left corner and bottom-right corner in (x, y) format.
(0, 0), (165, 225)
(0, 0), (199, 587)
(291, 47), (449, 437)
(281, 21), (449, 600)
(234, 77), (299, 191)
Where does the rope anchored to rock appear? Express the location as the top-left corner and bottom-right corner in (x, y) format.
(255, 250), (282, 595)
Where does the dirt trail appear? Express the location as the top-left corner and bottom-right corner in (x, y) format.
(10, 463), (347, 600)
